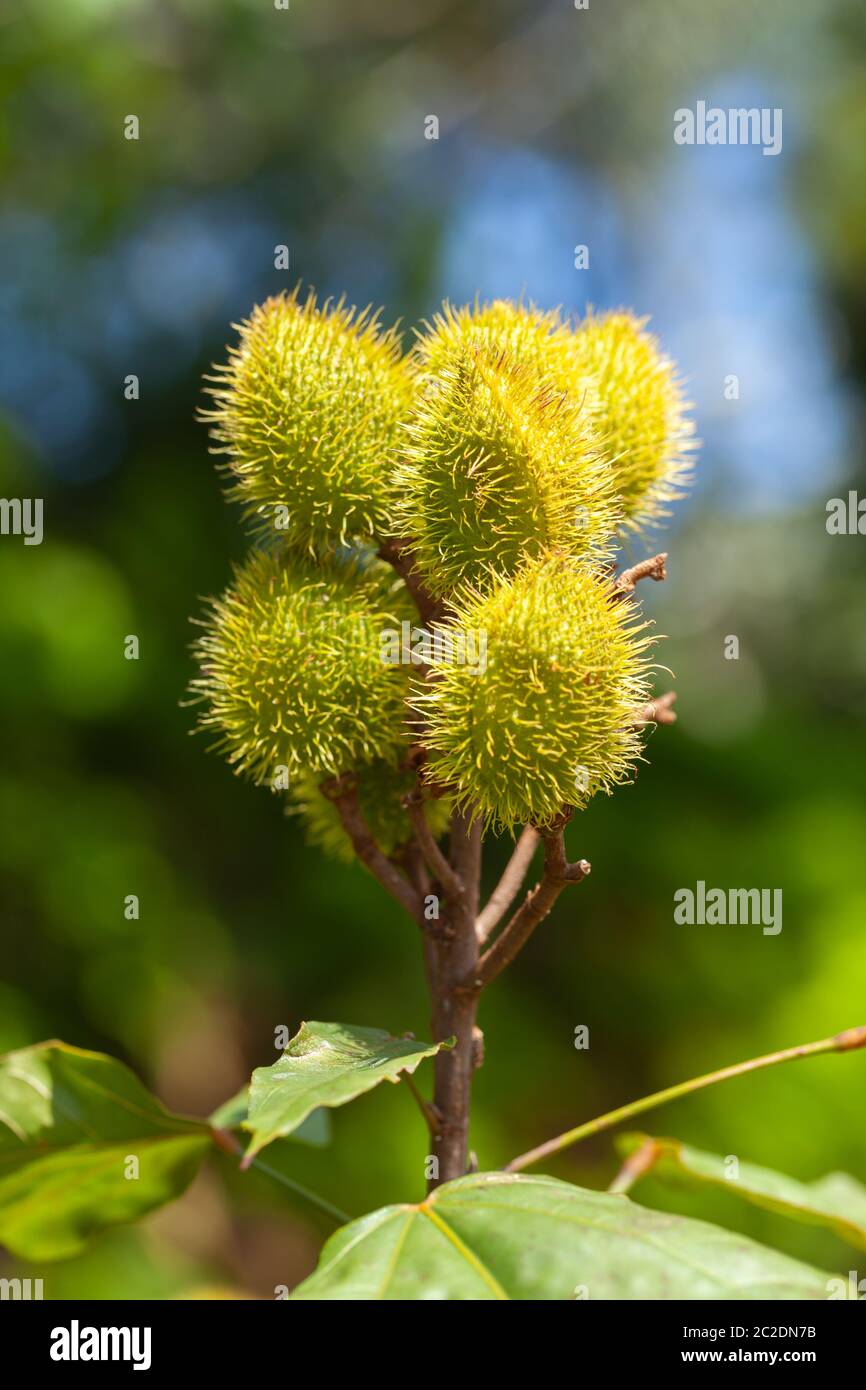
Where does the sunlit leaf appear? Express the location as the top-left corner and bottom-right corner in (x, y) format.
(291, 1172), (835, 1300)
(242, 1021), (450, 1162)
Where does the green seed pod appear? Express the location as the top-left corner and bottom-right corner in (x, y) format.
(190, 548), (410, 783)
(287, 764), (451, 864)
(202, 288), (414, 551)
(412, 299), (586, 388)
(393, 344), (620, 599)
(567, 310), (695, 528)
(414, 553), (653, 830)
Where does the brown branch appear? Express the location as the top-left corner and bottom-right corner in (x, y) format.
(450, 810), (483, 921)
(319, 774), (422, 922)
(476, 825), (540, 943)
(635, 690), (677, 726)
(615, 552), (668, 595)
(428, 808), (483, 1188)
(400, 841), (430, 899)
(403, 789), (464, 903)
(378, 536), (444, 627)
(398, 745), (455, 805)
(466, 824), (590, 991)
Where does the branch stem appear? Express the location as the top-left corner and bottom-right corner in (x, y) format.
(469, 826), (589, 990)
(403, 790), (464, 903)
(211, 1128), (350, 1224)
(476, 825), (540, 943)
(401, 1071), (441, 1135)
(428, 810), (482, 1189)
(505, 1025), (866, 1173)
(615, 552), (668, 594)
(608, 1137), (662, 1194)
(319, 774), (421, 922)
(377, 537), (443, 627)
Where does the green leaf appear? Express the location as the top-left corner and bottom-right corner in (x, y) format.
(291, 1172), (835, 1300)
(0, 1041), (211, 1260)
(619, 1133), (866, 1253)
(242, 1021), (450, 1162)
(210, 1087), (331, 1146)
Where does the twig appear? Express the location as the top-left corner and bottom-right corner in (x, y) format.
(211, 1127), (350, 1224)
(505, 1025), (866, 1173)
(400, 841), (430, 898)
(319, 774), (422, 922)
(466, 825), (590, 991)
(401, 1071), (441, 1135)
(615, 552), (668, 594)
(403, 789), (464, 903)
(476, 825), (540, 944)
(635, 690), (677, 726)
(608, 1138), (662, 1194)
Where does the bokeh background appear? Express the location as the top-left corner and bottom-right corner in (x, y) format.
(2, 0), (865, 1297)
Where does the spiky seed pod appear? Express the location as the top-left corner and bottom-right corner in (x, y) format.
(414, 553), (654, 831)
(190, 548), (411, 784)
(202, 288), (414, 551)
(393, 346), (620, 599)
(412, 299), (587, 388)
(287, 764), (451, 864)
(566, 310), (695, 529)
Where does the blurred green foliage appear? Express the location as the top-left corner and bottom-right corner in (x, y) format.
(1, 0), (865, 1297)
